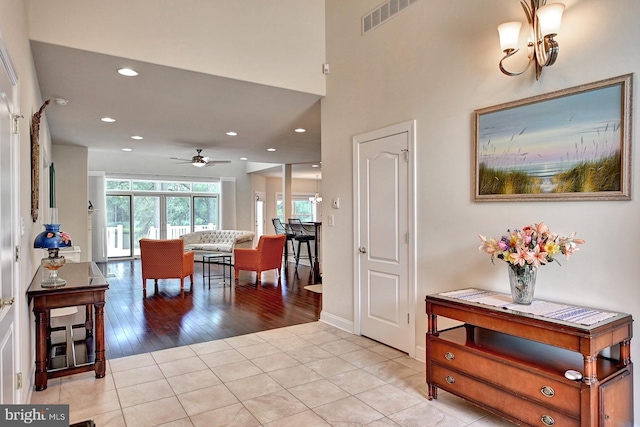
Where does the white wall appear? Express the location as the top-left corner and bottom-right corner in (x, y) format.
(52, 144), (89, 261)
(0, 0), (55, 403)
(322, 0), (640, 419)
(88, 150), (254, 232)
(26, 0), (326, 96)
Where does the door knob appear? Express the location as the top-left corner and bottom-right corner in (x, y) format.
(358, 247), (367, 254)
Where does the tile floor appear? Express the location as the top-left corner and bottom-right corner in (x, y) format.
(31, 322), (515, 426)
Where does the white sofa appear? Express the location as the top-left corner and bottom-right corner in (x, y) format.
(180, 230), (255, 262)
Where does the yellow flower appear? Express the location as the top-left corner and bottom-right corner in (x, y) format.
(544, 241), (560, 256)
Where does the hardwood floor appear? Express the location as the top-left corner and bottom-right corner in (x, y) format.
(97, 260), (322, 360)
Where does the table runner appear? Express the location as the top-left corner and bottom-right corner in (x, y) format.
(440, 288), (616, 326)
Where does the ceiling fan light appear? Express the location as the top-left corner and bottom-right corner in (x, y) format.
(192, 161), (206, 167)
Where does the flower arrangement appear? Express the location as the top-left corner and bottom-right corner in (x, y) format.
(478, 222), (584, 270)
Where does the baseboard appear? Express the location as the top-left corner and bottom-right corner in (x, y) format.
(414, 344), (426, 363)
(22, 365), (36, 404)
(319, 311), (354, 334)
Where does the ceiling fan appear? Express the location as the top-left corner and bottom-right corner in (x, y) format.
(170, 149), (231, 167)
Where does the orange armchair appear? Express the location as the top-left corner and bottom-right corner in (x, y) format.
(234, 234), (286, 282)
(139, 238), (194, 294)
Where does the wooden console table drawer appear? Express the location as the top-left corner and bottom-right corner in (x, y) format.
(431, 331), (581, 417)
(431, 363), (580, 427)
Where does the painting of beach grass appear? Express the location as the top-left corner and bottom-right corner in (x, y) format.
(474, 74), (632, 201)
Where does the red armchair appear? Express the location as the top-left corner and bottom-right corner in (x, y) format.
(139, 238), (194, 294)
(234, 234), (286, 282)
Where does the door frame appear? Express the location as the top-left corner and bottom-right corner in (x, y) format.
(352, 120), (417, 357)
(0, 34), (21, 404)
(255, 191), (266, 238)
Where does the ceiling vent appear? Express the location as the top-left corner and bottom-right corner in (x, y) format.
(362, 0), (419, 34)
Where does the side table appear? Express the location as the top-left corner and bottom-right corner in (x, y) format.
(27, 262), (109, 391)
(202, 253), (232, 287)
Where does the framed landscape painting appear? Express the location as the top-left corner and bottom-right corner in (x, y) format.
(473, 74), (632, 202)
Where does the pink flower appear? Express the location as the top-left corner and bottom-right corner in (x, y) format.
(528, 245), (548, 268)
(509, 247), (528, 267)
(536, 222), (549, 234)
(59, 231), (72, 244)
(478, 234), (500, 258)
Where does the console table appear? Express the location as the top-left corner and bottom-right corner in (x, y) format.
(27, 262), (109, 391)
(426, 289), (633, 427)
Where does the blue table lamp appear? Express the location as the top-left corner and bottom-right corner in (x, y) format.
(33, 224), (72, 287)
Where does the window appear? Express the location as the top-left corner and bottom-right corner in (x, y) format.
(276, 193), (317, 223)
(105, 178), (220, 257)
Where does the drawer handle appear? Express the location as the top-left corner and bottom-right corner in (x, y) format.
(540, 386), (555, 397)
(541, 415), (555, 426)
(444, 352), (455, 361)
(445, 375), (455, 384)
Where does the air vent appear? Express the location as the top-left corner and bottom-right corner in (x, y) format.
(362, 0), (419, 34)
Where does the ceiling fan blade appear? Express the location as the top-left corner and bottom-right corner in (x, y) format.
(204, 160), (232, 166)
(170, 157), (192, 162)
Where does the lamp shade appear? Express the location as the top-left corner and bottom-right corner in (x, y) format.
(536, 3), (564, 36)
(33, 224), (72, 249)
(497, 21), (522, 52)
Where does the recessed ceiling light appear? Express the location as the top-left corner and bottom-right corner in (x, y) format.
(267, 148), (276, 152)
(226, 131), (238, 136)
(131, 135), (143, 140)
(312, 164), (319, 168)
(117, 68), (139, 77)
(54, 98), (69, 106)
(122, 148), (132, 152)
(294, 128), (306, 133)
(240, 157), (248, 161)
(101, 117), (116, 123)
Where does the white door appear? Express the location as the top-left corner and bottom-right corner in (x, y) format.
(354, 121), (414, 355)
(0, 42), (19, 404)
(255, 192), (265, 238)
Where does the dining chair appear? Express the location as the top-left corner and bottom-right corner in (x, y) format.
(288, 218), (316, 272)
(272, 218), (296, 262)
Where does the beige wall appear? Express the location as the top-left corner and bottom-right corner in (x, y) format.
(264, 176), (321, 232)
(322, 0), (640, 418)
(26, 0), (326, 96)
(0, 0), (54, 404)
(6, 0), (640, 418)
(52, 145), (89, 261)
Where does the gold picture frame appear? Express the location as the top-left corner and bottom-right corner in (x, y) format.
(473, 74), (632, 202)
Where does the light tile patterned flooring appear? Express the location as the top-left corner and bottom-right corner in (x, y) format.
(31, 322), (515, 426)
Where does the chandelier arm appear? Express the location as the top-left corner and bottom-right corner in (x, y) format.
(537, 36), (559, 67)
(520, 1), (534, 26)
(499, 49), (533, 77)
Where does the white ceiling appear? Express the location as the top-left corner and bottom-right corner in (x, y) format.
(31, 41), (323, 179)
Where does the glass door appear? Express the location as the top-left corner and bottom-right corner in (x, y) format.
(166, 196), (191, 238)
(106, 195), (132, 257)
(133, 195), (161, 256)
(193, 196), (218, 231)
